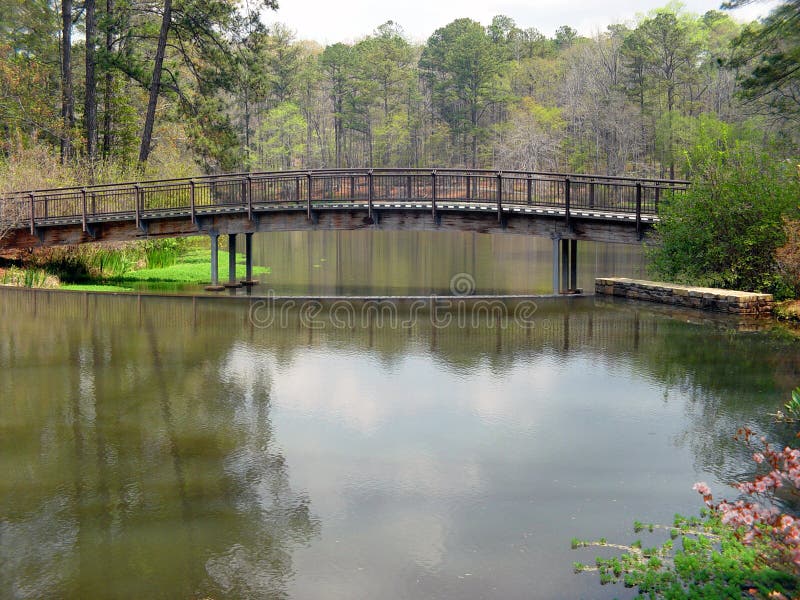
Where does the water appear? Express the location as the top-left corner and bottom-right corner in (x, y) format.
(2, 232), (799, 599)
(132, 230), (648, 296)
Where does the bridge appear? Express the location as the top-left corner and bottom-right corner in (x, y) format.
(1, 168), (688, 292)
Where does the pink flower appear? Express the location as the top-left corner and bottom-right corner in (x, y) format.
(753, 452), (765, 464)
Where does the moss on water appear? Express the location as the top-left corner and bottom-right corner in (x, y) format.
(60, 284), (135, 292)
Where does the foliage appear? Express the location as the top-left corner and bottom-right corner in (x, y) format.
(728, 1), (800, 120)
(776, 218), (800, 298)
(647, 122), (800, 296)
(1, 3), (799, 177)
(574, 512), (797, 597)
(772, 388), (800, 423)
(419, 18), (508, 167)
(0, 266), (58, 288)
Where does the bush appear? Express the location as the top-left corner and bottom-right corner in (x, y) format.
(648, 138), (800, 297)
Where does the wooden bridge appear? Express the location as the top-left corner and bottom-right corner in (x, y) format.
(1, 168), (688, 291)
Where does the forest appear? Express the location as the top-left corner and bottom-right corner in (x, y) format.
(0, 0), (798, 186)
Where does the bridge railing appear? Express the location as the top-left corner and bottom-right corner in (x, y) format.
(2, 168), (689, 234)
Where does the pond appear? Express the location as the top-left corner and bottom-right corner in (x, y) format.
(1, 231), (798, 599)
(128, 230), (648, 296)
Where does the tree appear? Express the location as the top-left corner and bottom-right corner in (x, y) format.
(319, 42), (351, 167)
(648, 121), (800, 296)
(61, 0), (75, 160)
(554, 25), (578, 50)
(85, 0), (98, 167)
(419, 18), (507, 167)
(136, 0), (279, 167)
(252, 101), (306, 170)
(727, 1), (800, 122)
(623, 10), (702, 178)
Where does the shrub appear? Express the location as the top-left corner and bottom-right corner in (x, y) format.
(648, 138), (799, 297)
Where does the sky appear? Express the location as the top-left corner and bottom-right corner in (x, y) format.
(266, 0), (780, 45)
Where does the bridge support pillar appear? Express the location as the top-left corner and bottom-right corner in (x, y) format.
(205, 233), (224, 291)
(241, 232), (258, 286)
(553, 238), (580, 294)
(225, 233), (243, 288)
(552, 238), (560, 294)
(570, 239), (578, 291)
(560, 239), (570, 292)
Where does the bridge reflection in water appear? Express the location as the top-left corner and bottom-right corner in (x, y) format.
(3, 168), (688, 293)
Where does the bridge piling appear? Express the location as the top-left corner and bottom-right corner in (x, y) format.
(552, 238), (560, 294)
(225, 234), (242, 288)
(570, 239), (578, 291)
(560, 239), (569, 292)
(241, 232), (258, 286)
(553, 238), (579, 294)
(205, 232), (224, 291)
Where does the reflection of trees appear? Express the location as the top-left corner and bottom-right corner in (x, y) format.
(0, 290), (319, 599)
(3, 288), (800, 596)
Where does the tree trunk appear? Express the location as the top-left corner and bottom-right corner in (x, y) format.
(61, 0), (75, 162)
(138, 0), (172, 166)
(85, 0), (98, 168)
(102, 0), (114, 159)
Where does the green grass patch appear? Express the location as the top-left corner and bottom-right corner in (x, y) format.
(111, 249), (269, 284)
(60, 284), (135, 292)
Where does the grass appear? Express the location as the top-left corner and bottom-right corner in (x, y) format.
(5, 238), (272, 292)
(60, 284), (135, 292)
(110, 248), (270, 284)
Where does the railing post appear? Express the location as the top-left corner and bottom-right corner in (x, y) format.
(295, 175), (301, 203)
(189, 179), (196, 225)
(29, 193), (35, 235)
(81, 188), (88, 232)
(636, 181), (642, 240)
(564, 176), (571, 229)
(526, 174), (532, 205)
(466, 173), (471, 201)
(246, 175), (253, 221)
(406, 174), (412, 200)
(350, 174), (355, 199)
(368, 169), (374, 219)
(431, 170), (437, 220)
(589, 180), (595, 208)
(306, 171), (312, 220)
(496, 171), (503, 223)
(134, 184), (142, 229)
(655, 185), (661, 214)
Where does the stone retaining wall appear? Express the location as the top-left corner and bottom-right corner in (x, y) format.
(595, 277), (773, 316)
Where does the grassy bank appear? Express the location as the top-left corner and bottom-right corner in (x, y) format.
(1, 239), (270, 292)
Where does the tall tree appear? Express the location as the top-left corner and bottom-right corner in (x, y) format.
(419, 18), (506, 167)
(85, 0), (98, 166)
(625, 10), (701, 178)
(319, 42), (351, 167)
(726, 0), (800, 121)
(61, 0), (75, 160)
(137, 0), (172, 166)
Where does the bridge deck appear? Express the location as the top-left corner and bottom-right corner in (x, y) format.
(2, 168), (686, 249)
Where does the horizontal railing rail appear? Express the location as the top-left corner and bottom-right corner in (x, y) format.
(2, 168), (689, 237)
